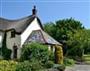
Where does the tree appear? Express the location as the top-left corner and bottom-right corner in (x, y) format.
(44, 22), (56, 39)
(83, 29), (90, 54)
(44, 18), (87, 59)
(55, 18), (84, 41)
(66, 29), (87, 59)
(44, 18), (84, 42)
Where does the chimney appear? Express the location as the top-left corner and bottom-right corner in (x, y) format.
(32, 5), (37, 15)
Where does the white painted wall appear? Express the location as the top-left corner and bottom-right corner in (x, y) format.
(6, 31), (21, 58)
(1, 17), (42, 58)
(48, 45), (51, 51)
(0, 32), (3, 48)
(0, 36), (2, 47)
(21, 18), (41, 46)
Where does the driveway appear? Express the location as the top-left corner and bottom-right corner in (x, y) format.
(65, 64), (90, 71)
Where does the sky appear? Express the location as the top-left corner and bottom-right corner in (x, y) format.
(0, 0), (90, 29)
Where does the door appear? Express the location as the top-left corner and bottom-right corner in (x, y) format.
(13, 45), (18, 59)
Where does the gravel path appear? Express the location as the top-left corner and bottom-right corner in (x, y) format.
(65, 64), (90, 71)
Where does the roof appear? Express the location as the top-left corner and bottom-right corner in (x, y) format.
(0, 6), (62, 45)
(25, 30), (62, 45)
(0, 15), (43, 34)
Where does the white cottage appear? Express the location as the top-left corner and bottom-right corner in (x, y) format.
(0, 6), (62, 59)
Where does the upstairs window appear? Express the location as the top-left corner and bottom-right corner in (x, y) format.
(11, 30), (15, 38)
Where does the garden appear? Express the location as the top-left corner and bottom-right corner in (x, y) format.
(0, 42), (68, 71)
(0, 18), (90, 71)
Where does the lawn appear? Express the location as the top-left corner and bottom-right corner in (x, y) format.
(83, 54), (90, 64)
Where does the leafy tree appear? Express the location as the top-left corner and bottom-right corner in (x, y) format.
(44, 22), (56, 39)
(55, 18), (84, 41)
(44, 18), (84, 42)
(83, 29), (90, 54)
(44, 18), (88, 59)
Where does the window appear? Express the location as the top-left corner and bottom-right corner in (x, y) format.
(11, 30), (15, 38)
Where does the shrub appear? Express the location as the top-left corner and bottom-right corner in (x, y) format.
(1, 32), (12, 60)
(16, 61), (32, 71)
(0, 60), (17, 71)
(48, 50), (55, 61)
(84, 43), (90, 54)
(63, 57), (75, 66)
(54, 64), (65, 71)
(67, 46), (83, 60)
(2, 49), (12, 60)
(44, 61), (54, 68)
(0, 60), (43, 71)
(55, 45), (63, 64)
(20, 42), (49, 63)
(16, 60), (43, 71)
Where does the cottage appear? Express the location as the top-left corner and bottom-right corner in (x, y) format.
(0, 6), (62, 59)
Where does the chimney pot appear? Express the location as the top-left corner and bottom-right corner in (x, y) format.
(32, 5), (37, 15)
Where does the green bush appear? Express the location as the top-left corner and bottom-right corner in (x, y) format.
(1, 32), (12, 60)
(63, 57), (75, 66)
(16, 60), (43, 71)
(67, 46), (83, 60)
(20, 42), (49, 63)
(16, 61), (31, 71)
(44, 61), (54, 68)
(0, 60), (43, 71)
(84, 43), (90, 54)
(0, 60), (17, 71)
(2, 49), (12, 60)
(48, 51), (55, 61)
(53, 64), (65, 71)
(55, 45), (63, 64)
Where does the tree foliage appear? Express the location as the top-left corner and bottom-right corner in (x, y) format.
(44, 18), (84, 41)
(83, 29), (90, 54)
(44, 18), (89, 59)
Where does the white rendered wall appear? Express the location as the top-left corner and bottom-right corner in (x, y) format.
(21, 18), (41, 46)
(0, 36), (2, 47)
(48, 45), (51, 51)
(6, 31), (21, 58)
(0, 32), (3, 47)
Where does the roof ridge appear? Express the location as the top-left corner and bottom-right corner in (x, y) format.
(0, 15), (34, 22)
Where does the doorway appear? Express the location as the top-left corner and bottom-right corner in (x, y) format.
(13, 45), (18, 59)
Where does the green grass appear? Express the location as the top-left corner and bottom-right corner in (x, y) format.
(83, 54), (90, 64)
(84, 61), (90, 64)
(84, 54), (90, 56)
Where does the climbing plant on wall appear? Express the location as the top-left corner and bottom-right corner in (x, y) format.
(1, 32), (12, 60)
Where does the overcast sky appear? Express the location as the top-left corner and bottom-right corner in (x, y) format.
(0, 0), (90, 29)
